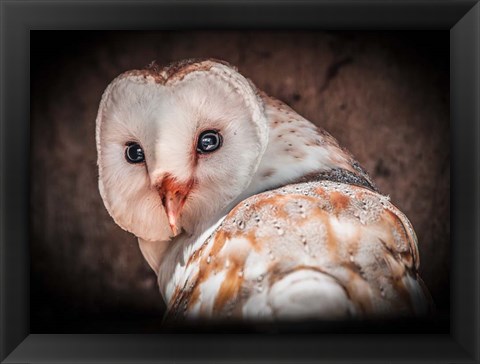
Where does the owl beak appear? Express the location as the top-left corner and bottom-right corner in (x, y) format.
(157, 176), (193, 237)
(164, 190), (186, 236)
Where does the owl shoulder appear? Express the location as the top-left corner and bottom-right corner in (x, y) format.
(167, 181), (425, 320)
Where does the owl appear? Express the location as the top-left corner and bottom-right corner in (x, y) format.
(96, 58), (431, 321)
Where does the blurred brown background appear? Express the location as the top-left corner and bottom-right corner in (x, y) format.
(31, 31), (449, 333)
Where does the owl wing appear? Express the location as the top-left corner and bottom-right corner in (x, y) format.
(166, 180), (430, 321)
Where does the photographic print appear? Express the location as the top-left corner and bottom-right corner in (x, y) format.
(30, 30), (449, 333)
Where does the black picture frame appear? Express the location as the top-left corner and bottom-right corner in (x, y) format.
(1, 1), (479, 363)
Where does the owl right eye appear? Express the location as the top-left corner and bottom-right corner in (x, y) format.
(125, 142), (145, 164)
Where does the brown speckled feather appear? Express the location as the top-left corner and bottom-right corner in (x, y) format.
(166, 180), (429, 321)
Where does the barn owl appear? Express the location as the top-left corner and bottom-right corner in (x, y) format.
(96, 58), (430, 321)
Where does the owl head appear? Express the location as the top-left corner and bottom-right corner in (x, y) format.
(96, 59), (269, 242)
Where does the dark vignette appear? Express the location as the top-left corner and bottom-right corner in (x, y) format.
(1, 0), (479, 363)
(30, 29), (450, 334)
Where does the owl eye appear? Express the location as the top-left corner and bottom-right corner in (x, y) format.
(197, 130), (223, 154)
(125, 142), (145, 164)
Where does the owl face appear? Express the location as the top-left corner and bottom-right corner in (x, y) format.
(96, 61), (268, 242)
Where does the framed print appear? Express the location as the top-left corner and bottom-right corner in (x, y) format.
(1, 1), (479, 363)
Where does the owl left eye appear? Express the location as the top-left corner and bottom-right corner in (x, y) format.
(125, 142), (145, 164)
(197, 130), (223, 154)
